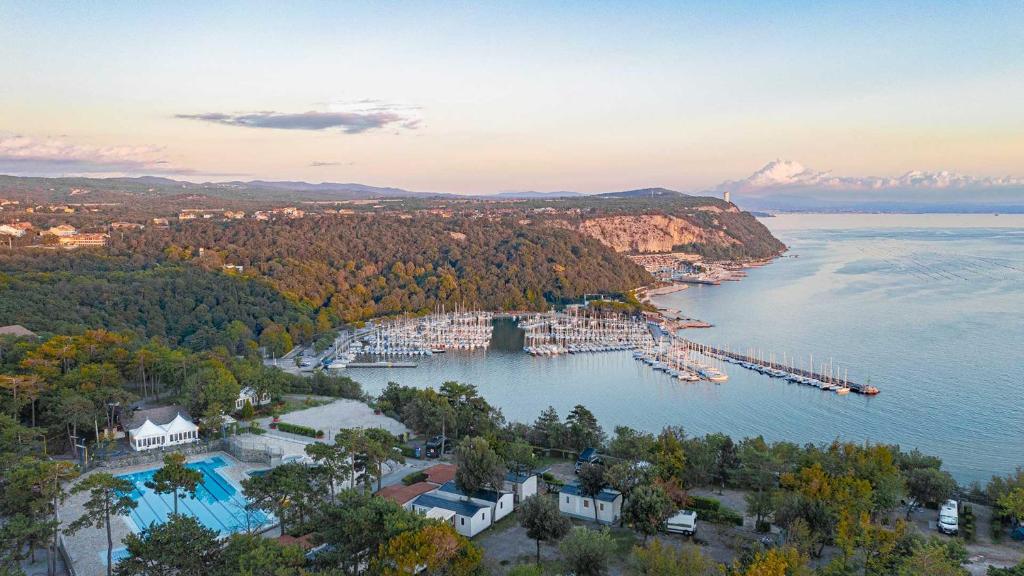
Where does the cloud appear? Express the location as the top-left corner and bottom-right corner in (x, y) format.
(309, 161), (349, 167)
(177, 101), (422, 134)
(0, 134), (196, 176)
(717, 159), (1024, 194)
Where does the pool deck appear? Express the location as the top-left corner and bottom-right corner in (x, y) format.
(59, 451), (264, 576)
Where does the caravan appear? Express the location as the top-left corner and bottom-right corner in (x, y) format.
(937, 499), (959, 535)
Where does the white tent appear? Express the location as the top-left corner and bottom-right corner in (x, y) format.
(162, 413), (200, 447)
(129, 419), (167, 451)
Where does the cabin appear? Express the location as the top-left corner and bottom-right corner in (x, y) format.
(124, 406), (199, 451)
(235, 386), (272, 411)
(410, 494), (489, 538)
(435, 480), (515, 522)
(558, 483), (623, 525)
(503, 470), (539, 504)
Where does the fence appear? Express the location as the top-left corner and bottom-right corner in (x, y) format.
(226, 436), (285, 465)
(87, 439), (226, 471)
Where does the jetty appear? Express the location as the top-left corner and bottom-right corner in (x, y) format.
(346, 361), (418, 368)
(678, 338), (879, 395)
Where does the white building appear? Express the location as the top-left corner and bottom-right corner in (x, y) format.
(235, 386), (271, 411)
(503, 471), (539, 505)
(0, 224), (25, 237)
(435, 480), (515, 522)
(125, 406), (199, 451)
(558, 483), (623, 525)
(411, 493), (491, 538)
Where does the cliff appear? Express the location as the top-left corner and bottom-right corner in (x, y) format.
(546, 200), (785, 260)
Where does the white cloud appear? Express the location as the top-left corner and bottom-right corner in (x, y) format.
(0, 134), (193, 176)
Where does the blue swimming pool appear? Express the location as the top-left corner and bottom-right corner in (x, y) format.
(117, 455), (270, 535)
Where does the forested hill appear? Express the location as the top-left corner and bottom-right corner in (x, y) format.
(0, 252), (311, 349)
(109, 215), (653, 323)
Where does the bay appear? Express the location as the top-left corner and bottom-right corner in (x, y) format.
(351, 214), (1024, 484)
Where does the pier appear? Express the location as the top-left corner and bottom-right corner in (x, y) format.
(345, 361), (418, 368)
(678, 338), (879, 395)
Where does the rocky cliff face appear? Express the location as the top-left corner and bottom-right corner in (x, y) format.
(548, 203), (783, 259)
(571, 214), (735, 254)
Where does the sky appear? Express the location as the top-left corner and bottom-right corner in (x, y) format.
(1, 1), (1023, 194)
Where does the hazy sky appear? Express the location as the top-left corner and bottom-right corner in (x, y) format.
(1, 1), (1022, 193)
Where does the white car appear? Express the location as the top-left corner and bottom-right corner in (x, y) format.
(665, 510), (698, 536)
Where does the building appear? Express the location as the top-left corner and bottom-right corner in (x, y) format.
(224, 211), (246, 220)
(46, 224), (77, 237)
(178, 211), (197, 220)
(235, 386), (272, 411)
(724, 191), (731, 204)
(558, 483), (623, 525)
(152, 218), (170, 227)
(435, 480), (515, 522)
(110, 222), (144, 230)
(0, 325), (38, 338)
(58, 233), (108, 247)
(0, 224), (25, 237)
(503, 470), (539, 504)
(124, 405), (199, 451)
(410, 493), (489, 538)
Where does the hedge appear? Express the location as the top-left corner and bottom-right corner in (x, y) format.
(275, 422), (322, 438)
(689, 495), (743, 526)
(402, 471), (428, 486)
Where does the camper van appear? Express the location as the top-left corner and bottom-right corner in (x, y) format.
(937, 499), (959, 535)
(665, 510), (698, 536)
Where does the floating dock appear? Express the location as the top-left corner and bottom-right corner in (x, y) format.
(345, 361), (418, 368)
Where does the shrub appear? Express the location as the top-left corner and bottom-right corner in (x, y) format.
(275, 422), (320, 438)
(402, 471), (428, 486)
(689, 495), (742, 526)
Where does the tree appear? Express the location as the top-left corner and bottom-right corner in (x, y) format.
(996, 487), (1024, 523)
(566, 404), (604, 450)
(115, 514), (222, 576)
(363, 428), (405, 492)
(455, 437), (505, 496)
(315, 490), (427, 573)
(532, 406), (567, 448)
(560, 527), (613, 576)
(374, 523), (484, 576)
(242, 463), (313, 535)
(239, 399), (255, 420)
(219, 533), (307, 576)
(653, 427), (686, 485)
(735, 546), (813, 576)
(906, 467), (956, 507)
(630, 540), (716, 576)
(714, 435), (738, 492)
(746, 489), (777, 532)
(897, 540), (969, 576)
(504, 440), (537, 476)
(577, 462), (606, 524)
(622, 484), (675, 543)
(305, 441), (353, 502)
(66, 473), (137, 576)
(0, 374), (45, 427)
(607, 426), (656, 461)
(145, 453), (202, 515)
(519, 495), (572, 564)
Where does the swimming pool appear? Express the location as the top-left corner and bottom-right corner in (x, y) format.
(117, 455), (270, 535)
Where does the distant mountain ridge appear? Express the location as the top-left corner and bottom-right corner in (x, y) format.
(0, 174), (689, 203)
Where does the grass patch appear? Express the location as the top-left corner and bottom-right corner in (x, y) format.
(488, 510), (522, 536)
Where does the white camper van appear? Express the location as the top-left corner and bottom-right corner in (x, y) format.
(665, 510), (698, 536)
(937, 499), (959, 535)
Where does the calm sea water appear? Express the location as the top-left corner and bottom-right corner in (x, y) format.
(352, 214), (1024, 484)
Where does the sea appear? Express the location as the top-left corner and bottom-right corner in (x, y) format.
(351, 214), (1024, 484)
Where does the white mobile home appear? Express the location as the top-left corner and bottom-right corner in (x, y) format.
(235, 386), (272, 411)
(558, 483), (622, 525)
(411, 494), (491, 538)
(503, 471), (539, 504)
(435, 480), (515, 522)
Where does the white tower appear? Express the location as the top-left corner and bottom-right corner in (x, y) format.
(723, 190), (731, 204)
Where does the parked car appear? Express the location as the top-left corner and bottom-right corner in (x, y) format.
(574, 447), (602, 473)
(424, 435), (452, 458)
(665, 510), (698, 536)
